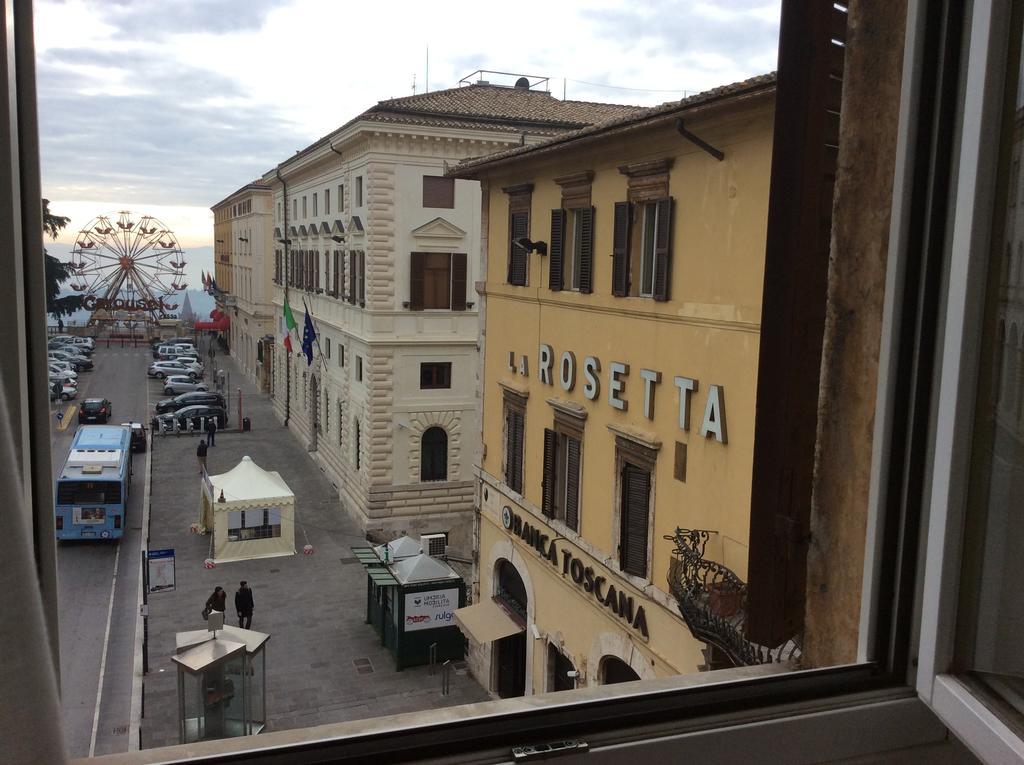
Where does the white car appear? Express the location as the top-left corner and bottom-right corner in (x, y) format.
(148, 360), (202, 380)
(162, 375), (209, 395)
(48, 365), (77, 382)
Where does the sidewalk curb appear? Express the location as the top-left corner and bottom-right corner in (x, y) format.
(128, 426), (153, 749)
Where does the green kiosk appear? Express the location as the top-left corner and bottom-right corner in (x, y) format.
(352, 536), (466, 670)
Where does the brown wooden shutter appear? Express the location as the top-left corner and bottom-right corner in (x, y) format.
(410, 252), (425, 311)
(652, 197), (673, 301)
(508, 211), (529, 286)
(620, 463), (650, 577)
(548, 209), (565, 291)
(348, 251), (356, 304)
(565, 436), (581, 531)
(505, 409), (524, 493)
(541, 428), (557, 517)
(746, 0), (848, 649)
(579, 206), (595, 294)
(451, 253), (467, 310)
(358, 251), (366, 304)
(612, 202), (631, 296)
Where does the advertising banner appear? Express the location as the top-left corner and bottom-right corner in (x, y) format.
(403, 588), (459, 632)
(147, 548), (176, 593)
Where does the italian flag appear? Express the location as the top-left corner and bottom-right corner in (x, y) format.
(282, 293), (297, 353)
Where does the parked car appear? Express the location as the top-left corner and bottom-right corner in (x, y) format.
(78, 397), (113, 424)
(49, 350), (93, 371)
(147, 360), (201, 380)
(48, 373), (76, 390)
(49, 358), (77, 374)
(49, 382), (77, 401)
(151, 405), (227, 431)
(153, 342), (197, 360)
(48, 365), (77, 383)
(120, 421), (148, 453)
(154, 390), (227, 414)
(162, 375), (209, 395)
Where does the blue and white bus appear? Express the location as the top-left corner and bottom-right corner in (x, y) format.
(55, 425), (132, 540)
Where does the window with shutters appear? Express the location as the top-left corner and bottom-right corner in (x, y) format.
(420, 426), (448, 481)
(613, 434), (658, 580)
(420, 362), (451, 389)
(358, 250), (366, 305)
(409, 252), (468, 310)
(502, 388), (527, 494)
(503, 184), (533, 286)
(423, 176), (455, 208)
(550, 207), (594, 293)
(638, 202), (659, 297)
(355, 355), (363, 382)
(313, 192), (318, 217)
(324, 188), (330, 215)
(541, 427), (582, 533)
(356, 176), (363, 207)
(302, 196), (307, 218)
(348, 250), (356, 304)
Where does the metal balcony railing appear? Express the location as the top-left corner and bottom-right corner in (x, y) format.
(666, 528), (800, 667)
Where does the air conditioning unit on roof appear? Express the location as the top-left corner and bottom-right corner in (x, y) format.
(420, 533), (447, 558)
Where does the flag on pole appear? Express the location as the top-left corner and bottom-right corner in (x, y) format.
(282, 293), (297, 353)
(301, 309), (316, 366)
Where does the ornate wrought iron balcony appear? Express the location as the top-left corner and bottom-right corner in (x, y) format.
(666, 528), (800, 667)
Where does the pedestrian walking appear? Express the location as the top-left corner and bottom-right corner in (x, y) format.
(203, 586), (227, 619)
(196, 438), (208, 474)
(57, 318), (64, 333)
(206, 417), (217, 446)
(235, 581), (254, 629)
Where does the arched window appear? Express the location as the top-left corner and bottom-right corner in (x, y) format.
(600, 656), (641, 685)
(420, 426), (448, 481)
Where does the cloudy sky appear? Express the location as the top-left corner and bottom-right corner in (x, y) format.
(34, 0), (779, 286)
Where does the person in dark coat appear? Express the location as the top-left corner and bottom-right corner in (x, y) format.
(205, 417), (217, 446)
(205, 586), (227, 615)
(235, 581), (254, 629)
(196, 438), (207, 474)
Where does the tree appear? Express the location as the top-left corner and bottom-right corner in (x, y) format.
(42, 199), (83, 318)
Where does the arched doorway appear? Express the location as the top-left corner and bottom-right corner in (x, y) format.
(600, 656), (641, 685)
(420, 426), (448, 481)
(494, 559), (527, 698)
(309, 374), (320, 451)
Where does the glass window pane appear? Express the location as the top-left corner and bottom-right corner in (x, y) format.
(957, 1), (1024, 715)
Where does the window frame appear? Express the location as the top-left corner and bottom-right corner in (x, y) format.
(423, 175), (455, 209)
(420, 361), (452, 390)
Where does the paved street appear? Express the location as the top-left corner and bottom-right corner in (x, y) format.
(140, 343), (488, 749)
(53, 341), (152, 758)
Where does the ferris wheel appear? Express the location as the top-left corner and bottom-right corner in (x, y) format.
(67, 211), (187, 318)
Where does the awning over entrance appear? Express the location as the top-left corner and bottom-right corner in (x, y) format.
(454, 598), (524, 643)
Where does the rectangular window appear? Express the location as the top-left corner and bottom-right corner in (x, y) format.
(356, 176), (363, 207)
(302, 196), (307, 218)
(619, 462), (651, 578)
(503, 390), (527, 494)
(324, 337), (331, 359)
(227, 508), (282, 541)
(508, 211), (529, 286)
(293, 198), (297, 219)
(338, 345), (344, 368)
(325, 188), (330, 215)
(569, 209), (585, 290)
(338, 183), (344, 212)
(358, 250), (366, 305)
(337, 401), (343, 447)
(550, 207), (594, 293)
(409, 252), (467, 310)
(639, 202), (658, 297)
(420, 362), (452, 389)
(355, 355), (363, 382)
(542, 427), (582, 532)
(423, 175), (455, 208)
(277, 201), (281, 221)
(348, 250), (357, 305)
(354, 419), (361, 470)
(313, 193), (318, 217)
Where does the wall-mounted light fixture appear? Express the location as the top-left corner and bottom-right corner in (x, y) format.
(514, 237), (548, 256)
(238, 237), (249, 242)
(331, 235), (345, 243)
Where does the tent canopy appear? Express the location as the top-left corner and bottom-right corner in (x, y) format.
(209, 455), (293, 509)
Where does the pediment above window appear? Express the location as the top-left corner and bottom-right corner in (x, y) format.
(411, 216), (467, 241)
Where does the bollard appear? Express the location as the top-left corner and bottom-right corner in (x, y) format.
(429, 643), (437, 676)
(441, 660), (451, 696)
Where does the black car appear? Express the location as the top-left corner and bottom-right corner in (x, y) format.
(151, 405), (228, 431)
(120, 421), (148, 453)
(78, 398), (112, 424)
(154, 391), (226, 414)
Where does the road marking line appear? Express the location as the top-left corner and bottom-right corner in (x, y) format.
(59, 404), (77, 430)
(89, 539), (121, 758)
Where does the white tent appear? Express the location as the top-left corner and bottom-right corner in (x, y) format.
(200, 456), (295, 563)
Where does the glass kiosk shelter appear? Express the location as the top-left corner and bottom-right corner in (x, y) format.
(172, 618), (269, 744)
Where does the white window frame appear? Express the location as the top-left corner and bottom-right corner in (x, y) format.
(638, 202), (658, 298)
(568, 208), (584, 291)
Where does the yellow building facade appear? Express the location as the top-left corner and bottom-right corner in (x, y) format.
(453, 77), (776, 696)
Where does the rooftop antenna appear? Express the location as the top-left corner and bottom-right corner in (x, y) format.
(412, 73), (417, 95)
(426, 45), (429, 93)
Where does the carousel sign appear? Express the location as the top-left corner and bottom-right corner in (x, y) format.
(83, 295), (177, 312)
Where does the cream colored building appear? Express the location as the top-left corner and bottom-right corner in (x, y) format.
(210, 181), (275, 390)
(451, 75), (777, 696)
(260, 81), (640, 556)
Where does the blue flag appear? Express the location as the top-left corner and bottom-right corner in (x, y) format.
(301, 310), (316, 366)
